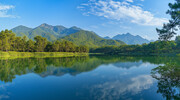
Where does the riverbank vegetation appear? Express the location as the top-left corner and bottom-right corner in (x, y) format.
(0, 30), (89, 53)
(90, 36), (180, 55)
(1, 29), (180, 57)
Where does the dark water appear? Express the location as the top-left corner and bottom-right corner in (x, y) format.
(0, 56), (179, 100)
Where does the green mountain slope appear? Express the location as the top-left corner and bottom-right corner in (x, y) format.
(28, 25), (59, 41)
(59, 30), (125, 47)
(11, 25), (32, 37)
(11, 23), (82, 41)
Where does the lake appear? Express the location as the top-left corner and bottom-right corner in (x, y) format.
(0, 56), (179, 100)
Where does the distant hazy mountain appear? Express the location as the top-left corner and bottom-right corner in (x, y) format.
(11, 23), (82, 41)
(59, 30), (125, 47)
(112, 33), (150, 45)
(104, 36), (111, 39)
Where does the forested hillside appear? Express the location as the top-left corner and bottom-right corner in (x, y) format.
(59, 30), (125, 48)
(91, 37), (180, 55)
(11, 23), (82, 41)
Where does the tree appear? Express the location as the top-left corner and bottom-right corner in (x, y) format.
(52, 41), (60, 52)
(0, 30), (11, 51)
(45, 41), (53, 52)
(79, 45), (89, 53)
(175, 36), (180, 47)
(26, 39), (35, 52)
(156, 0), (180, 41)
(21, 36), (28, 52)
(34, 36), (47, 52)
(14, 37), (22, 51)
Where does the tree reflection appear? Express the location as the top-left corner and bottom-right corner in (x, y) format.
(151, 63), (180, 100)
(0, 57), (91, 83)
(0, 56), (179, 85)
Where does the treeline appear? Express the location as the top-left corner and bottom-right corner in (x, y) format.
(91, 36), (180, 55)
(0, 30), (89, 53)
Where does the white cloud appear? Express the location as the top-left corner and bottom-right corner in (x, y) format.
(79, 0), (168, 26)
(0, 4), (15, 18)
(126, 0), (133, 3)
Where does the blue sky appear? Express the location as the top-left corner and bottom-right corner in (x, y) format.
(0, 0), (174, 40)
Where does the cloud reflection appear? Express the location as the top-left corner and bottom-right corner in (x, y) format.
(88, 75), (155, 100)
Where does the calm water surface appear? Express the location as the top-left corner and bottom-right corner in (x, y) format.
(0, 56), (179, 100)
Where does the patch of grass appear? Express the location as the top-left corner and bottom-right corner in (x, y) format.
(0, 51), (88, 59)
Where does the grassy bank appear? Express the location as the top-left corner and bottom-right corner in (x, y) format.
(0, 51), (88, 59)
(90, 52), (179, 57)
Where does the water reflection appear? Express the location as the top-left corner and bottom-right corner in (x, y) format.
(151, 63), (180, 100)
(87, 75), (155, 100)
(0, 56), (146, 83)
(0, 56), (179, 100)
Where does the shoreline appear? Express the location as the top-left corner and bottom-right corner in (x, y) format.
(0, 51), (89, 59)
(0, 51), (179, 59)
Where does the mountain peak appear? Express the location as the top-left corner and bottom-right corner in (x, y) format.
(13, 25), (31, 29)
(112, 33), (150, 45)
(70, 26), (81, 30)
(126, 33), (131, 35)
(40, 23), (52, 27)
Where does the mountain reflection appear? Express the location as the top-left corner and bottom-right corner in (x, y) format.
(0, 56), (179, 100)
(0, 56), (179, 83)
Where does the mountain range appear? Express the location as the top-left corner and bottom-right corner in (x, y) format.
(104, 33), (150, 45)
(11, 23), (125, 47)
(11, 23), (151, 47)
(59, 30), (125, 47)
(11, 23), (82, 41)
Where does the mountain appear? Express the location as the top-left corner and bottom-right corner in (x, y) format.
(11, 24), (125, 47)
(104, 36), (111, 39)
(112, 33), (150, 45)
(59, 30), (125, 48)
(11, 25), (32, 37)
(11, 23), (83, 41)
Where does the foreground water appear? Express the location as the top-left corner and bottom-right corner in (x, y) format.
(0, 56), (179, 100)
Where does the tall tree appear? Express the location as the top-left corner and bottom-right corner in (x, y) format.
(21, 36), (28, 52)
(0, 30), (11, 51)
(156, 0), (180, 41)
(34, 36), (48, 52)
(26, 39), (35, 52)
(52, 41), (60, 52)
(175, 36), (180, 48)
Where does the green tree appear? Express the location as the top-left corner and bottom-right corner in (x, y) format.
(26, 39), (35, 52)
(175, 36), (180, 47)
(21, 36), (28, 52)
(156, 0), (180, 41)
(52, 41), (60, 52)
(0, 30), (11, 51)
(34, 36), (47, 52)
(45, 41), (53, 52)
